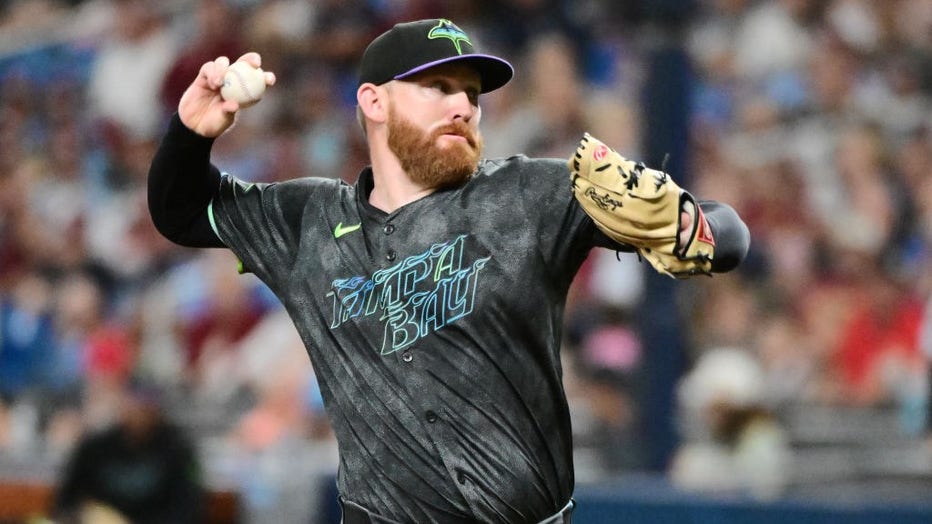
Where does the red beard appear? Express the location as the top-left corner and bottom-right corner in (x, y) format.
(386, 109), (483, 190)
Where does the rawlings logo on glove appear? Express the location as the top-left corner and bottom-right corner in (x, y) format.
(569, 133), (715, 278)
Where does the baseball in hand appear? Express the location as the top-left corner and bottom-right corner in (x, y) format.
(221, 61), (266, 107)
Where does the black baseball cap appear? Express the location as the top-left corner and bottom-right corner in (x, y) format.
(358, 19), (514, 94)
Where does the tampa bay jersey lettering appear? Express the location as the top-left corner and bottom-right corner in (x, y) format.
(327, 235), (489, 354)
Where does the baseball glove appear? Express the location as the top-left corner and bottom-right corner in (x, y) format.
(569, 133), (715, 278)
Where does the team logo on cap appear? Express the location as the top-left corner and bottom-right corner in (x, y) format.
(428, 19), (472, 55)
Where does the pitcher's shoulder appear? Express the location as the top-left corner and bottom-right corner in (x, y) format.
(478, 155), (566, 177)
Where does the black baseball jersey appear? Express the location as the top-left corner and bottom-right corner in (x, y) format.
(148, 115), (749, 524)
(209, 156), (592, 523)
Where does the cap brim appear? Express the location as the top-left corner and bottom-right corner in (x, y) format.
(394, 54), (514, 93)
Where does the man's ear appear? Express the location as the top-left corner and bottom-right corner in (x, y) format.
(357, 83), (388, 125)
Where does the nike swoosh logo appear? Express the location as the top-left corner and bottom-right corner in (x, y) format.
(333, 222), (362, 238)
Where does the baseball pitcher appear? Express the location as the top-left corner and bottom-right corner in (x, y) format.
(148, 18), (750, 524)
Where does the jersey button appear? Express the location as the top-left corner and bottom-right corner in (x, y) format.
(383, 224), (396, 235)
(425, 410), (438, 423)
(401, 350), (413, 362)
(386, 250), (397, 261)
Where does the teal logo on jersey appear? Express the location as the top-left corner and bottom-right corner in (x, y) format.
(428, 19), (471, 55)
(327, 235), (488, 354)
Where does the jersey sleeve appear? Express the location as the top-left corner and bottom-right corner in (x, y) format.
(490, 156), (603, 280)
(207, 174), (327, 282)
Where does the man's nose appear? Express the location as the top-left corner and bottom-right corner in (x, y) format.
(448, 91), (476, 121)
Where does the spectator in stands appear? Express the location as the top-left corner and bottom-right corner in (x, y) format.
(227, 309), (337, 523)
(287, 65), (363, 182)
(177, 250), (272, 404)
(52, 379), (204, 524)
(160, 0), (246, 114)
(670, 346), (790, 500)
(0, 270), (54, 404)
(39, 269), (138, 454)
(566, 310), (648, 479)
(0, 270), (54, 454)
(482, 32), (587, 159)
(86, 0), (178, 141)
(830, 260), (926, 406)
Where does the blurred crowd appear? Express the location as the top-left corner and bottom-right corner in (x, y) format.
(0, 0), (930, 518)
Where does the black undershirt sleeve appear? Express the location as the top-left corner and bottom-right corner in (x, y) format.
(147, 113), (225, 248)
(699, 199), (750, 273)
(589, 198), (750, 274)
